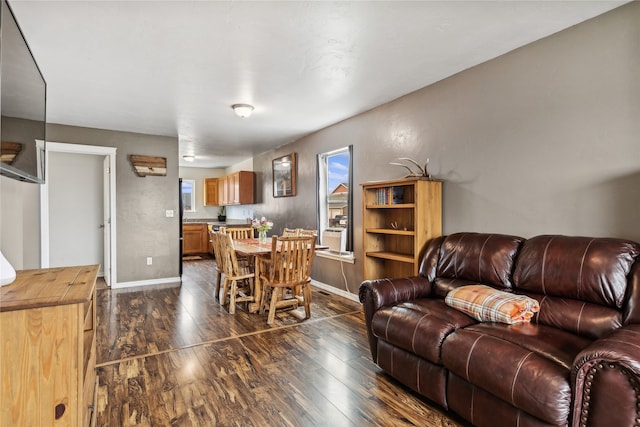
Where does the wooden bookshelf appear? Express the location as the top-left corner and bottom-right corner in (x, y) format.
(362, 178), (442, 280)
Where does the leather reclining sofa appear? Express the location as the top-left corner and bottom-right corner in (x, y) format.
(359, 232), (640, 427)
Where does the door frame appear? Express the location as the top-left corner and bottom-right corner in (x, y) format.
(40, 142), (117, 286)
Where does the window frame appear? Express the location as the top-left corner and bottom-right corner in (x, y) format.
(316, 145), (353, 253)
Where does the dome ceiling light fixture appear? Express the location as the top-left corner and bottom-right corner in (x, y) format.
(231, 103), (254, 118)
(183, 155), (195, 162)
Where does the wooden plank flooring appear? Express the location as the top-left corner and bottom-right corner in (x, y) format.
(96, 258), (466, 426)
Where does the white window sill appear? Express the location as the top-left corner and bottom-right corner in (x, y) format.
(315, 250), (355, 263)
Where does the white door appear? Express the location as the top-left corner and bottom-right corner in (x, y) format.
(103, 156), (112, 285)
(48, 152), (104, 271)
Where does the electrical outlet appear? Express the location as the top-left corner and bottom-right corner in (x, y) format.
(146, 257), (153, 265)
(165, 210), (174, 217)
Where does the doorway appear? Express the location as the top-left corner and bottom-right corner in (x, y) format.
(40, 142), (117, 286)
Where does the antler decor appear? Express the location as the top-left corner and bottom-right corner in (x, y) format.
(389, 157), (431, 179)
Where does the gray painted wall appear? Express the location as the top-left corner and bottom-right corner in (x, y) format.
(1, 124), (180, 281)
(251, 2), (640, 293)
(45, 125), (179, 283)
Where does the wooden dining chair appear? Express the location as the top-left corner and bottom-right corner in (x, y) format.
(210, 230), (225, 299)
(282, 227), (299, 237)
(218, 232), (255, 314)
(224, 227), (254, 240)
(258, 235), (316, 325)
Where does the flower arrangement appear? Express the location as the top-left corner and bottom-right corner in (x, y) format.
(251, 217), (273, 233)
(252, 217), (273, 243)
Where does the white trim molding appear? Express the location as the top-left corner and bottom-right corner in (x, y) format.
(112, 276), (182, 289)
(311, 279), (360, 303)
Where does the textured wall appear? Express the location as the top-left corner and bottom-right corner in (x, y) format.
(45, 124), (180, 284)
(252, 2), (640, 293)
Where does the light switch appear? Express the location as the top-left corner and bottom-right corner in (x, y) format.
(166, 210), (174, 217)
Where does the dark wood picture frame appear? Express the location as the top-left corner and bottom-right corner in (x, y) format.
(273, 153), (297, 197)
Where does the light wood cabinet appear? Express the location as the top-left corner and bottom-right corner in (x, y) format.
(182, 223), (209, 254)
(203, 178), (219, 206)
(0, 265), (98, 427)
(217, 171), (255, 206)
(218, 176), (228, 206)
(362, 178), (442, 280)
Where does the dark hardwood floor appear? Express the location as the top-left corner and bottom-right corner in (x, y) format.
(96, 258), (465, 426)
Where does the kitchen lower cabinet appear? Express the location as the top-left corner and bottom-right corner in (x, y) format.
(182, 223), (209, 255)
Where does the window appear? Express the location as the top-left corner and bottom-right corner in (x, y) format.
(317, 146), (353, 252)
(181, 179), (196, 213)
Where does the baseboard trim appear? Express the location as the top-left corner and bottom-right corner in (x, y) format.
(111, 276), (181, 289)
(311, 279), (360, 303)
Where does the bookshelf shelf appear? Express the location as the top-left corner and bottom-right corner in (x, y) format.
(365, 228), (415, 236)
(365, 203), (415, 209)
(361, 178), (442, 280)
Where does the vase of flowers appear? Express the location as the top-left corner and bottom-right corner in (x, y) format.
(251, 217), (273, 243)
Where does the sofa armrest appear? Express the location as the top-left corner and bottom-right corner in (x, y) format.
(359, 276), (433, 362)
(572, 324), (640, 427)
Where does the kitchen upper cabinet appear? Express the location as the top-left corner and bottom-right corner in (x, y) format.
(217, 171), (255, 206)
(203, 178), (219, 206)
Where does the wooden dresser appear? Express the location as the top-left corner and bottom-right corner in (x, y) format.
(0, 265), (99, 427)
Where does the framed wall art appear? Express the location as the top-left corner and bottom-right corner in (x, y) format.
(273, 153), (297, 197)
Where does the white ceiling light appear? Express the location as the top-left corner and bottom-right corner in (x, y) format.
(232, 104), (254, 118)
(183, 155), (195, 162)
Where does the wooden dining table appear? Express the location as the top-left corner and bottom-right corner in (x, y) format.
(232, 237), (328, 313)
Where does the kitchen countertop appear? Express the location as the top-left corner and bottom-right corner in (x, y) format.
(183, 218), (251, 226)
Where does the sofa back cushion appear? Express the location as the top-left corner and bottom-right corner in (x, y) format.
(436, 233), (524, 289)
(513, 235), (640, 339)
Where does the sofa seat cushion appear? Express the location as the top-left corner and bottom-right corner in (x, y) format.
(371, 298), (477, 364)
(441, 324), (588, 425)
(465, 323), (592, 370)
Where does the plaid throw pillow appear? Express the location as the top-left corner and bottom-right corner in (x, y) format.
(445, 285), (539, 324)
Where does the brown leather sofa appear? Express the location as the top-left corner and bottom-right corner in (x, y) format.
(359, 232), (640, 427)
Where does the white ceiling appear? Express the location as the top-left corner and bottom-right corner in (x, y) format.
(9, 0), (626, 168)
